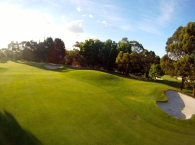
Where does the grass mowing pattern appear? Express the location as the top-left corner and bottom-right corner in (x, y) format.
(0, 61), (195, 144)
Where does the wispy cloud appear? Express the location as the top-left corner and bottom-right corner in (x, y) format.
(68, 20), (84, 33)
(102, 21), (108, 28)
(77, 7), (81, 12)
(137, 23), (160, 35)
(135, 0), (179, 34)
(70, 0), (128, 29)
(82, 14), (87, 17)
(157, 0), (176, 25)
(89, 14), (93, 18)
(121, 25), (132, 31)
(82, 14), (94, 18)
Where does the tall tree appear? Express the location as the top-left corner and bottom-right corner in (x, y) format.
(100, 39), (118, 71)
(65, 49), (85, 66)
(116, 51), (130, 75)
(45, 37), (66, 64)
(117, 38), (132, 53)
(80, 39), (99, 69)
(164, 22), (195, 94)
(160, 54), (175, 76)
(149, 64), (164, 81)
(0, 50), (7, 62)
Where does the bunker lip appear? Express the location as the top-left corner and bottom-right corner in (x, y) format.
(44, 63), (63, 69)
(156, 90), (195, 119)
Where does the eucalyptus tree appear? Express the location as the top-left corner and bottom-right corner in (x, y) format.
(0, 49), (7, 62)
(160, 54), (175, 76)
(65, 49), (86, 66)
(79, 39), (100, 69)
(116, 51), (130, 75)
(140, 50), (160, 78)
(99, 39), (118, 71)
(149, 64), (164, 81)
(163, 22), (195, 94)
(45, 38), (66, 64)
(164, 22), (195, 77)
(117, 37), (132, 53)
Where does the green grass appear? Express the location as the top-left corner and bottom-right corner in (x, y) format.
(0, 61), (195, 145)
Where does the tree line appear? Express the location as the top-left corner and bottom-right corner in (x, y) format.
(1, 22), (194, 83)
(0, 36), (162, 79)
(68, 37), (162, 78)
(0, 37), (65, 64)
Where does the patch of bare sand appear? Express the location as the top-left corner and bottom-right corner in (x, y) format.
(44, 63), (63, 69)
(156, 90), (195, 119)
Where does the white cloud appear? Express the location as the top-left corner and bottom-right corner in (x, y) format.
(70, 0), (125, 27)
(134, 0), (177, 35)
(121, 25), (131, 31)
(101, 20), (108, 27)
(77, 7), (81, 12)
(89, 14), (93, 18)
(82, 14), (93, 18)
(102, 21), (107, 24)
(157, 0), (176, 25)
(96, 20), (101, 23)
(82, 14), (87, 17)
(68, 20), (84, 33)
(137, 23), (160, 35)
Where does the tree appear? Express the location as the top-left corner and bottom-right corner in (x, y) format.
(79, 39), (100, 69)
(45, 37), (66, 64)
(165, 22), (195, 76)
(65, 49), (86, 67)
(116, 51), (130, 75)
(165, 22), (195, 95)
(99, 39), (118, 71)
(117, 38), (132, 53)
(129, 40), (144, 53)
(160, 54), (175, 76)
(140, 50), (160, 78)
(149, 64), (164, 81)
(0, 49), (7, 63)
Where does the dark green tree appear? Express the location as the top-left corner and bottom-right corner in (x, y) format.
(164, 22), (195, 94)
(149, 64), (164, 81)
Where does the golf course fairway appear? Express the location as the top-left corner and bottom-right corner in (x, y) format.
(0, 61), (195, 145)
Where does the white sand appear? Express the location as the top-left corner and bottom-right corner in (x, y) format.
(156, 90), (195, 119)
(44, 63), (63, 69)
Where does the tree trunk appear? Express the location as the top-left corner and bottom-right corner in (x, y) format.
(180, 76), (185, 91)
(125, 64), (129, 76)
(193, 85), (195, 97)
(145, 71), (149, 78)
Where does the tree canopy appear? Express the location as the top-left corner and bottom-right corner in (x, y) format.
(162, 22), (195, 78)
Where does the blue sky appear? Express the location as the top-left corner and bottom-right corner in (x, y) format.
(0, 0), (194, 57)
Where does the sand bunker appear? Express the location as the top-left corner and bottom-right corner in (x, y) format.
(44, 63), (63, 69)
(156, 90), (195, 119)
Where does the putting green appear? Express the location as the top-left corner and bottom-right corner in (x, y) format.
(0, 61), (195, 145)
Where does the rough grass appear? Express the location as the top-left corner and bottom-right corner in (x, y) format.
(0, 61), (195, 145)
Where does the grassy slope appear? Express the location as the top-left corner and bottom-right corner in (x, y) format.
(0, 61), (195, 145)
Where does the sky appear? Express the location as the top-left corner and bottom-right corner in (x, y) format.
(0, 0), (194, 57)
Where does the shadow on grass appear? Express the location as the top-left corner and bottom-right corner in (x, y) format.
(0, 110), (42, 145)
(15, 61), (96, 72)
(15, 61), (70, 72)
(155, 79), (181, 88)
(154, 79), (194, 96)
